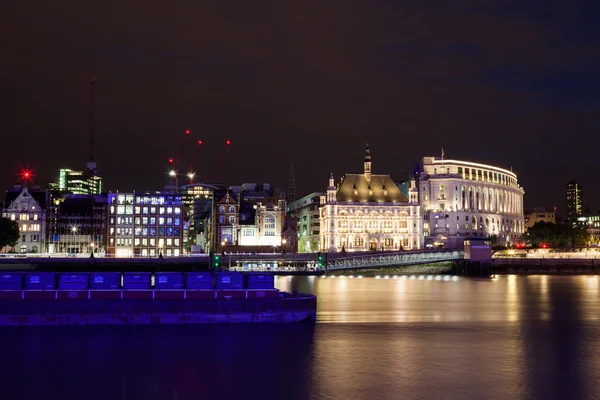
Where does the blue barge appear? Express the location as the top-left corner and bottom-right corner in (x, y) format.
(0, 272), (316, 325)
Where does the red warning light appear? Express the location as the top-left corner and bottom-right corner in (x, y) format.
(185, 130), (190, 135)
(226, 140), (231, 145)
(168, 158), (173, 163)
(19, 167), (35, 183)
(198, 140), (203, 145)
(542, 243), (548, 248)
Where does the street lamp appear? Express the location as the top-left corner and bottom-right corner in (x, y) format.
(169, 170), (178, 189)
(282, 238), (287, 255)
(90, 242), (95, 258)
(70, 226), (78, 256)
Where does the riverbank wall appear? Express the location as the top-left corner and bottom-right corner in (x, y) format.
(493, 258), (600, 274)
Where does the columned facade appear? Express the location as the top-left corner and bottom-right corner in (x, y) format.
(418, 157), (525, 248)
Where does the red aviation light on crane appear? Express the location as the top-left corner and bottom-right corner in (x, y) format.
(226, 140), (231, 145)
(168, 158), (174, 164)
(185, 129), (191, 135)
(198, 140), (203, 145)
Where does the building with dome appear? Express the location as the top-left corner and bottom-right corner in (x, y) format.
(319, 146), (422, 252)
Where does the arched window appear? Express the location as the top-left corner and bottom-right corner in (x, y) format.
(229, 206), (235, 213)
(219, 206), (225, 212)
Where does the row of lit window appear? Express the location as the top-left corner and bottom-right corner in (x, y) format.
(110, 216), (181, 226)
(109, 237), (181, 247)
(20, 224), (41, 232)
(337, 238), (411, 247)
(110, 227), (182, 237)
(110, 205), (182, 215)
(337, 221), (409, 229)
(110, 195), (182, 206)
(8, 214), (39, 221)
(456, 167), (517, 186)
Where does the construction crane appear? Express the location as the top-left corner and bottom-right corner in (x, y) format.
(216, 139), (231, 181)
(187, 139), (203, 184)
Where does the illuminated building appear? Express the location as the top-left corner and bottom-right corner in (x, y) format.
(45, 194), (107, 255)
(287, 192), (324, 253)
(215, 184), (288, 250)
(2, 185), (49, 253)
(417, 156), (525, 248)
(566, 180), (583, 222)
(106, 192), (183, 257)
(178, 183), (220, 253)
(52, 168), (103, 195)
(320, 146), (422, 252)
(576, 215), (600, 245)
(524, 207), (556, 231)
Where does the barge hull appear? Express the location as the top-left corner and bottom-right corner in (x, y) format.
(0, 296), (317, 326)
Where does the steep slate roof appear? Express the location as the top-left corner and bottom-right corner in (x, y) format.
(336, 174), (408, 203)
(3, 188), (49, 209)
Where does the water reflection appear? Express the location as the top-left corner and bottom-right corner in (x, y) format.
(2, 275), (600, 400)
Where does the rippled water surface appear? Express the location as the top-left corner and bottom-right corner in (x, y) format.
(2, 275), (600, 400)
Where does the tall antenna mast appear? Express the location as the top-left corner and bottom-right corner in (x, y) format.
(287, 160), (296, 204)
(86, 79), (97, 186)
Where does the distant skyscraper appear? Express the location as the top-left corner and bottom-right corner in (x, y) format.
(566, 180), (583, 220)
(54, 168), (103, 195)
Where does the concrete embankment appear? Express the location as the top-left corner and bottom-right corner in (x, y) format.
(0, 294), (316, 325)
(493, 258), (600, 274)
(0, 257), (210, 272)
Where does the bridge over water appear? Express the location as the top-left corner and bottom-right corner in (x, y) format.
(325, 249), (464, 271)
(0, 249), (464, 273)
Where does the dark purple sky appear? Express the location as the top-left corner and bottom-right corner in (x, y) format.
(2, 1), (600, 215)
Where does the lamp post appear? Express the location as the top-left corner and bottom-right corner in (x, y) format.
(71, 226), (78, 256)
(282, 238), (287, 256)
(169, 170), (178, 190)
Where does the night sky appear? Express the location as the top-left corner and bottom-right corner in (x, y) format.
(2, 1), (600, 215)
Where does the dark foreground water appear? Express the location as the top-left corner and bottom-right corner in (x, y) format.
(2, 274), (600, 400)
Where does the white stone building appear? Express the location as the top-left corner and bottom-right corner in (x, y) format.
(417, 156), (525, 248)
(320, 146), (422, 252)
(2, 186), (48, 253)
(238, 198), (287, 247)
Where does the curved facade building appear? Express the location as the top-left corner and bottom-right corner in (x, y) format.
(418, 157), (525, 248)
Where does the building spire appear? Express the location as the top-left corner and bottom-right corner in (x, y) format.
(364, 143), (372, 183)
(327, 172), (336, 204)
(287, 160), (296, 204)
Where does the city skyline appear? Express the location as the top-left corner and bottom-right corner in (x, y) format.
(3, 1), (600, 215)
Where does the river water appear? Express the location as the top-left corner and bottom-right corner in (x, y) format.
(2, 274), (600, 400)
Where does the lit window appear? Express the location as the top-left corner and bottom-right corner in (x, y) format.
(159, 207), (165, 215)
(220, 206), (225, 212)
(229, 216), (235, 224)
(229, 206), (235, 213)
(33, 214), (38, 220)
